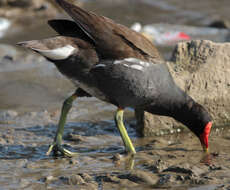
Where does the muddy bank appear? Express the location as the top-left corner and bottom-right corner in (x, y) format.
(0, 107), (230, 189)
(136, 40), (230, 136)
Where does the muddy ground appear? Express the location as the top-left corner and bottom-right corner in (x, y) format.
(0, 0), (230, 189)
(0, 105), (230, 190)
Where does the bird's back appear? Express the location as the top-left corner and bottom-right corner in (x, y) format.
(55, 0), (162, 61)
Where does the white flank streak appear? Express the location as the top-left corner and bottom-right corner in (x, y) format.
(130, 65), (143, 71)
(32, 45), (76, 60)
(113, 57), (148, 71)
(140, 61), (150, 67)
(124, 57), (150, 67)
(113, 60), (123, 64)
(95, 64), (106, 67)
(124, 57), (140, 63)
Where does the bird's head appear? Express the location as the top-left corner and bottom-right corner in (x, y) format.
(185, 102), (213, 153)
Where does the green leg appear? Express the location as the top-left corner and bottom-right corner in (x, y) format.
(115, 108), (136, 155)
(46, 93), (77, 157)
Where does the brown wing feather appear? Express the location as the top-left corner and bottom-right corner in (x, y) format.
(48, 19), (95, 45)
(55, 0), (162, 60)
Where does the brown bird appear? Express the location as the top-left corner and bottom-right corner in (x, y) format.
(18, 0), (212, 157)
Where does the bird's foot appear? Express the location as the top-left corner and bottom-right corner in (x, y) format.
(46, 141), (78, 157)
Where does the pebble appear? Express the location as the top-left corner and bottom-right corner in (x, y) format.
(69, 174), (85, 185)
(68, 158), (79, 165)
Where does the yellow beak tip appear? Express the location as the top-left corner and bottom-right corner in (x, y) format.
(203, 147), (209, 153)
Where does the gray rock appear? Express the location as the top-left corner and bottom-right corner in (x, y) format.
(136, 40), (230, 136)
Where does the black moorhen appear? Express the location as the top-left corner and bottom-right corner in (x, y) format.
(18, 0), (212, 157)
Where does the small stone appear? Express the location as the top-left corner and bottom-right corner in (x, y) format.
(167, 154), (176, 159)
(176, 175), (185, 181)
(69, 158), (78, 165)
(65, 133), (85, 142)
(112, 153), (122, 161)
(41, 175), (55, 183)
(69, 174), (85, 185)
(153, 159), (168, 173)
(209, 165), (222, 171)
(46, 175), (54, 181)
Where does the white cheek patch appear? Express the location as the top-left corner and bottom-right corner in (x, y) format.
(32, 45), (77, 60)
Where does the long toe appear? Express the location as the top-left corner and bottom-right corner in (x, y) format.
(46, 142), (78, 157)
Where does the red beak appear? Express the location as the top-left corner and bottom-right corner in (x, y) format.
(199, 122), (212, 152)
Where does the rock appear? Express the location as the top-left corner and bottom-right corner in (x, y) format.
(65, 133), (85, 142)
(136, 40), (230, 136)
(146, 159), (168, 173)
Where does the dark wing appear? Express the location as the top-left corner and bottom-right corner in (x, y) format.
(48, 19), (95, 45)
(55, 0), (162, 60)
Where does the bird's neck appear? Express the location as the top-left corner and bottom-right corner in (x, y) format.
(146, 86), (211, 135)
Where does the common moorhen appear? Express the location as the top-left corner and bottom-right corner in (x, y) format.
(18, 0), (212, 157)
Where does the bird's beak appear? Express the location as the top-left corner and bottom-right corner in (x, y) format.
(199, 122), (212, 153)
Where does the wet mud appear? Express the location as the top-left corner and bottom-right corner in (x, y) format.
(0, 105), (230, 189)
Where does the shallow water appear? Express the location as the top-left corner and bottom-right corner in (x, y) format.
(0, 0), (230, 189)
